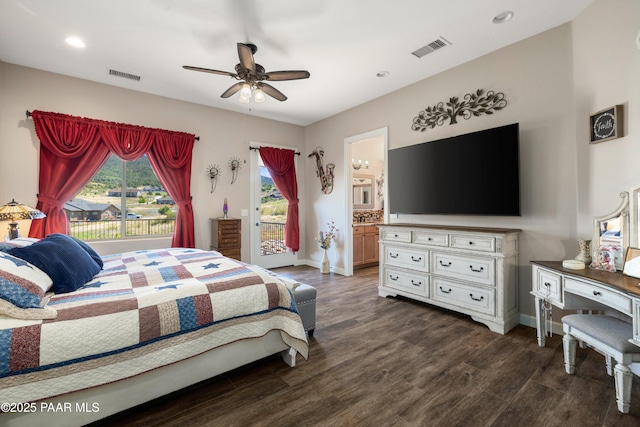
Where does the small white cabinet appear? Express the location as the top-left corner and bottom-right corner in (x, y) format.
(378, 224), (520, 334)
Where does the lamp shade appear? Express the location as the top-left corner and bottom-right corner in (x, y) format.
(0, 199), (46, 221)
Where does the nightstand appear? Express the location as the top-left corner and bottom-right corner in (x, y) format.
(210, 218), (241, 261)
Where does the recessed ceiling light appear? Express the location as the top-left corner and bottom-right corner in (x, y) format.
(376, 71), (389, 78)
(65, 37), (85, 48)
(492, 11), (514, 24)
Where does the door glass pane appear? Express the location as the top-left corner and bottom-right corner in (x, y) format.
(260, 165), (287, 255)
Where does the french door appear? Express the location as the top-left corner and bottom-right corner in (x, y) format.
(250, 146), (298, 268)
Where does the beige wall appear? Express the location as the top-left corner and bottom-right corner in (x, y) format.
(573, 0), (640, 239)
(0, 0), (638, 325)
(304, 0), (640, 323)
(0, 64), (306, 259)
(306, 23), (577, 322)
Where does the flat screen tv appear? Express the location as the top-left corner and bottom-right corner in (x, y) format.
(388, 123), (520, 216)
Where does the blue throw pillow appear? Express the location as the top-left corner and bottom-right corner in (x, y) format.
(9, 234), (101, 294)
(70, 236), (104, 268)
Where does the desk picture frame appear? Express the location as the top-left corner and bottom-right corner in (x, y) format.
(622, 247), (640, 279)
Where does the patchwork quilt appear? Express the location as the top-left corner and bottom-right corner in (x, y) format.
(0, 248), (308, 403)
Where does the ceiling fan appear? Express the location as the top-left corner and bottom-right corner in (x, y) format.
(183, 42), (310, 102)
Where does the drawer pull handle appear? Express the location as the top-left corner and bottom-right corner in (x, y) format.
(411, 280), (422, 287)
(389, 275), (399, 281)
(439, 260), (452, 267)
(428, 237), (432, 241)
(469, 241), (474, 245)
(469, 294), (484, 302)
(544, 282), (551, 288)
(469, 265), (484, 273)
(411, 256), (422, 262)
(593, 290), (602, 296)
(439, 286), (452, 294)
(394, 234), (399, 238)
(389, 253), (399, 258)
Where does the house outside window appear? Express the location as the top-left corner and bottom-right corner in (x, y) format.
(69, 154), (176, 240)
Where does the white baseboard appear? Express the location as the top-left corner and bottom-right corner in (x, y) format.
(295, 259), (346, 276)
(519, 313), (563, 335)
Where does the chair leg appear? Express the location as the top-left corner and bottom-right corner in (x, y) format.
(614, 363), (633, 413)
(563, 333), (577, 374)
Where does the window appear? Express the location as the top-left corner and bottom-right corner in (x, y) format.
(67, 154), (176, 240)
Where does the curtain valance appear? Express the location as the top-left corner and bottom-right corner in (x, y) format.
(28, 110), (196, 248)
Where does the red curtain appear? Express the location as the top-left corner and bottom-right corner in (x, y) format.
(28, 111), (195, 248)
(259, 147), (299, 252)
(29, 112), (111, 237)
(147, 131), (195, 248)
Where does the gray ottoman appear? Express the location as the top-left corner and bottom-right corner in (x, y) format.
(294, 284), (317, 336)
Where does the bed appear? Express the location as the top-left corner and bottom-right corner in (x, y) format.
(0, 235), (308, 426)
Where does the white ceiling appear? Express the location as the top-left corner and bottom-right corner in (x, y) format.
(0, 0), (594, 126)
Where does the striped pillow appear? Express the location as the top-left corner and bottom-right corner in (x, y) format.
(0, 252), (55, 319)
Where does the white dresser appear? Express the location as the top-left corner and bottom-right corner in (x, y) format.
(378, 224), (520, 334)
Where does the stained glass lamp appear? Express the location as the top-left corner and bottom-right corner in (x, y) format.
(0, 199), (46, 239)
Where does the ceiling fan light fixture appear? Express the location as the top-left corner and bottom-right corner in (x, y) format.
(239, 83), (252, 98)
(254, 87), (266, 103)
(238, 93), (250, 104)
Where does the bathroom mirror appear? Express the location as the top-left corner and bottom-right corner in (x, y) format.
(353, 174), (374, 209)
(593, 191), (629, 269)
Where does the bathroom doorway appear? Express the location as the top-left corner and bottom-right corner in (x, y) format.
(343, 128), (388, 276)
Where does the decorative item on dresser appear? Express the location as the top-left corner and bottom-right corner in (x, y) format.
(378, 224), (520, 334)
(210, 218), (241, 261)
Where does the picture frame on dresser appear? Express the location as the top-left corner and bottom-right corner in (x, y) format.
(622, 247), (640, 279)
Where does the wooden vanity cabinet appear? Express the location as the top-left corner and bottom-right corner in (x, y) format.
(353, 225), (379, 269)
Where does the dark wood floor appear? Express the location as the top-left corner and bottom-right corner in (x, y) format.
(94, 265), (640, 426)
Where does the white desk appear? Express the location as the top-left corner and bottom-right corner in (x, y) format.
(531, 261), (640, 347)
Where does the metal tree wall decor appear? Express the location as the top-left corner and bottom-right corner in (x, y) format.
(411, 89), (508, 132)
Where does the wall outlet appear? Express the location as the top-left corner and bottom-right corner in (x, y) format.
(240, 209), (248, 217)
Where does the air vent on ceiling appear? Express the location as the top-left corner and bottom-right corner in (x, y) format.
(411, 37), (451, 58)
(108, 69), (142, 82)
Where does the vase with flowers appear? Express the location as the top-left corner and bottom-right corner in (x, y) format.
(317, 221), (338, 273)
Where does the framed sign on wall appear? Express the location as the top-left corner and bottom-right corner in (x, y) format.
(590, 105), (623, 144)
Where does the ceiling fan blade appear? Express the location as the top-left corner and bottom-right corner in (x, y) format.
(237, 43), (256, 73)
(220, 82), (243, 98)
(264, 70), (310, 81)
(260, 83), (287, 102)
(183, 65), (237, 78)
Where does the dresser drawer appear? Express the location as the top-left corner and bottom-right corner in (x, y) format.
(432, 252), (495, 286)
(532, 266), (563, 304)
(564, 278), (632, 315)
(384, 246), (428, 271)
(432, 278), (495, 315)
(381, 228), (412, 243)
(450, 234), (495, 252)
(218, 220), (241, 230)
(382, 267), (428, 296)
(413, 231), (448, 247)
